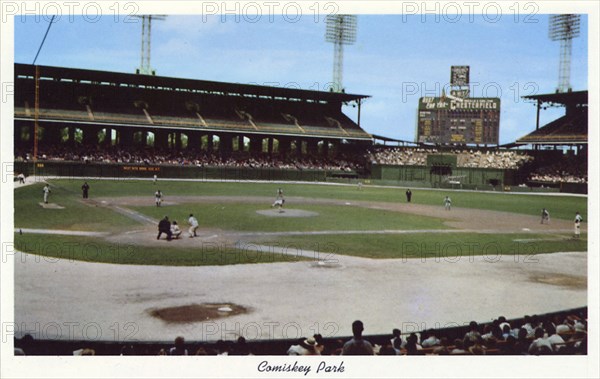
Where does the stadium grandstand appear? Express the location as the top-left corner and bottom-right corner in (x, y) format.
(13, 63), (588, 193)
(515, 90), (588, 191)
(14, 63), (371, 178)
(517, 91), (587, 146)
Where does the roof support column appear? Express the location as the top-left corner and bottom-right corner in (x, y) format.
(104, 128), (113, 146)
(322, 140), (330, 157)
(249, 136), (262, 154)
(82, 126), (99, 146)
(154, 129), (169, 150)
(187, 131), (201, 151)
(278, 137), (291, 158)
(267, 137), (274, 157)
(219, 134), (233, 155)
(68, 125), (76, 147)
(307, 139), (318, 156)
(357, 99), (362, 128)
(206, 133), (214, 152)
(43, 124), (61, 147)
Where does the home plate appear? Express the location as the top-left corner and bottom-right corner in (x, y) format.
(522, 228), (531, 231)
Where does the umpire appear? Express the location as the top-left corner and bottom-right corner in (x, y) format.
(157, 216), (172, 241)
(81, 182), (90, 199)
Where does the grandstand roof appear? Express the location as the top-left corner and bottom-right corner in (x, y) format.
(517, 90), (588, 145)
(522, 90), (587, 106)
(371, 134), (416, 145)
(15, 63), (369, 104)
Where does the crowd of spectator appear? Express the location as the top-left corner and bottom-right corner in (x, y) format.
(14, 310), (587, 356)
(528, 159), (588, 184)
(15, 145), (587, 183)
(367, 147), (533, 170)
(455, 149), (533, 169)
(14, 147), (361, 172)
(529, 172), (587, 184)
(366, 147), (432, 166)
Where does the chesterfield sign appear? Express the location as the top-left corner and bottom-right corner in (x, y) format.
(419, 97), (500, 110)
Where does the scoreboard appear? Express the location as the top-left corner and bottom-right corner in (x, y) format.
(416, 96), (500, 145)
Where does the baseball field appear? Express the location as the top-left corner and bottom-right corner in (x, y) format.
(12, 178), (588, 341)
(14, 178), (587, 263)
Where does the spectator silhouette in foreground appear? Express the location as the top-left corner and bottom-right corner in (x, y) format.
(169, 336), (188, 355)
(287, 337), (320, 355)
(421, 329), (441, 347)
(231, 336), (252, 355)
(464, 321), (481, 344)
(404, 333), (422, 355)
(341, 320), (374, 355)
(391, 328), (403, 354)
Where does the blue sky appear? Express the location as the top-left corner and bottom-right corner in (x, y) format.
(14, 13), (588, 144)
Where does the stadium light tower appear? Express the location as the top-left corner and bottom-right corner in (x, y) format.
(135, 15), (166, 75)
(549, 14), (580, 93)
(325, 15), (357, 92)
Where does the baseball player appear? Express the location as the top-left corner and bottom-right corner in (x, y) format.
(81, 182), (90, 199)
(541, 208), (550, 224)
(188, 213), (199, 238)
(574, 211), (583, 238)
(272, 188), (285, 213)
(42, 184), (51, 204)
(171, 221), (182, 239)
(443, 195), (452, 211)
(155, 190), (163, 207)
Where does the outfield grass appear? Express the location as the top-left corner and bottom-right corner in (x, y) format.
(131, 203), (449, 232)
(14, 182), (140, 232)
(253, 233), (588, 259)
(43, 179), (587, 221)
(14, 233), (308, 266)
(14, 179), (588, 265)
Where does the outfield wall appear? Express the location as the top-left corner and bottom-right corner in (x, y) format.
(370, 164), (508, 190)
(14, 161), (586, 193)
(13, 161), (331, 182)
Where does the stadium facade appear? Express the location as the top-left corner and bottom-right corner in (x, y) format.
(12, 64), (587, 193)
(14, 63), (371, 156)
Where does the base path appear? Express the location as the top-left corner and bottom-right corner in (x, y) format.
(15, 228), (109, 237)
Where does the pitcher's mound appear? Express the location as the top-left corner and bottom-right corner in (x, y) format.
(39, 202), (65, 209)
(256, 209), (319, 217)
(149, 303), (248, 323)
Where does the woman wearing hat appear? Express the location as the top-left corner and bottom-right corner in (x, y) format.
(286, 337), (320, 355)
